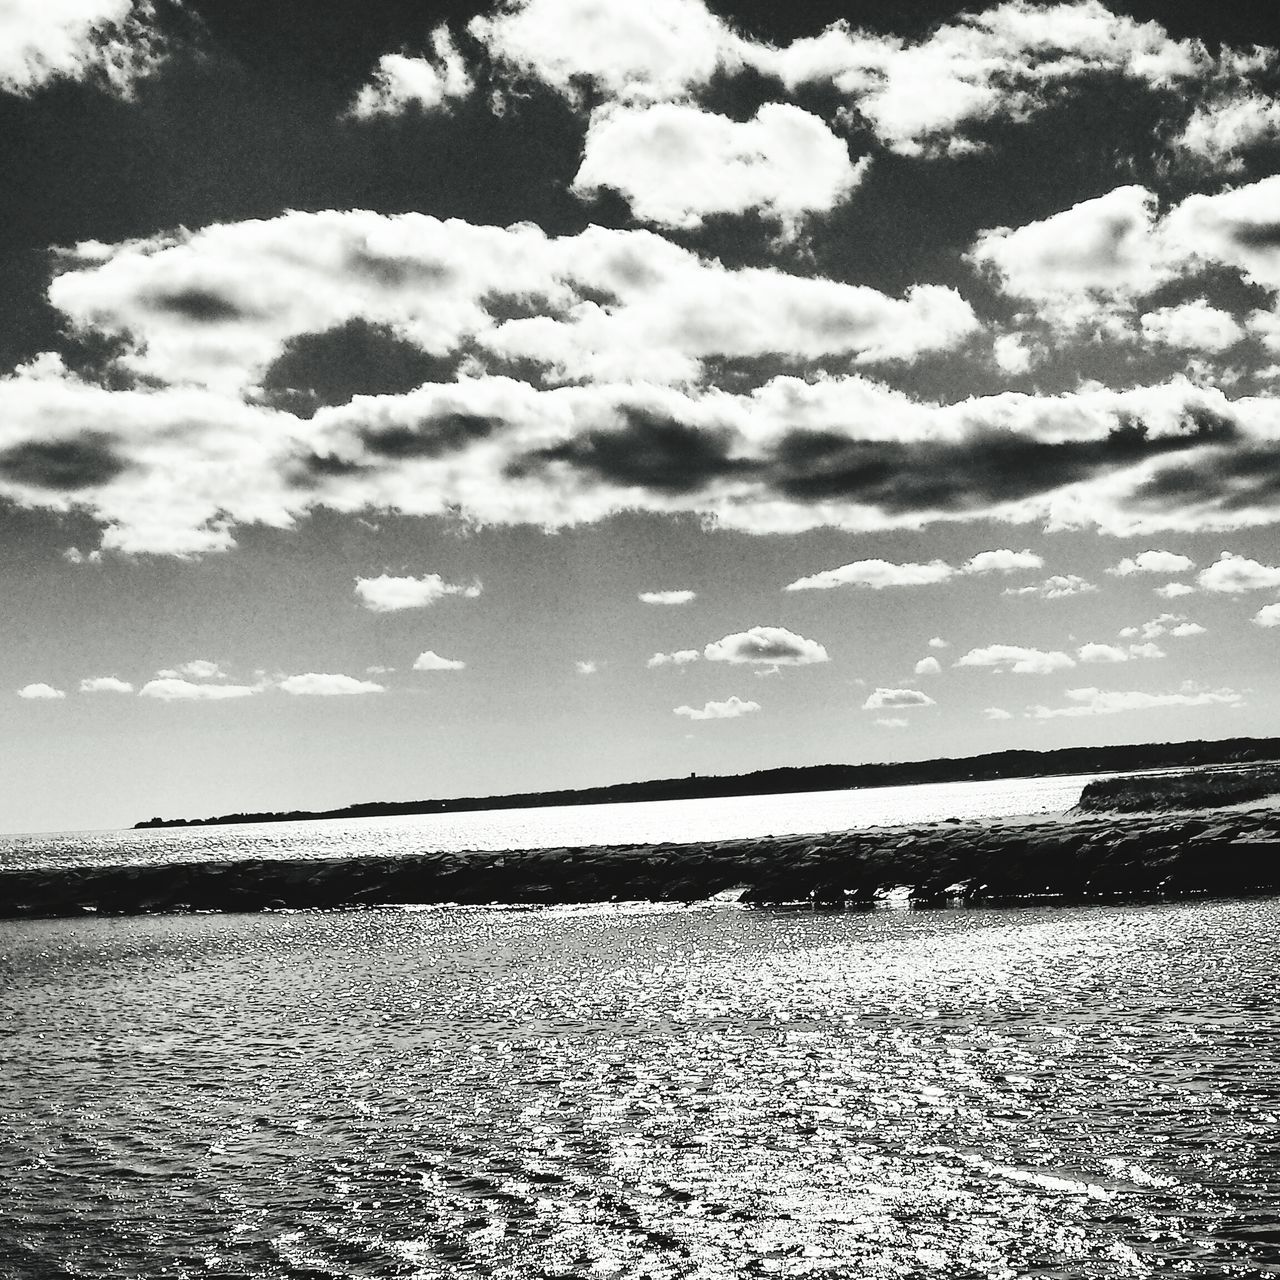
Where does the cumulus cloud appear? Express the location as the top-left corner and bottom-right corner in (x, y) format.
(1077, 641), (1165, 664)
(278, 673), (385, 696)
(1197, 552), (1280, 593)
(928, 636), (949, 649)
(983, 706), (1012, 720)
(639, 589), (695, 605)
(1254, 603), (1280, 627)
(156, 659), (224, 680)
(575, 660), (599, 675)
(1139, 300), (1245, 354)
(962, 548), (1044, 574)
(862, 687), (935, 710)
(412, 650), (466, 671)
(992, 333), (1039, 375)
(573, 102), (867, 231)
(914, 656), (941, 676)
(703, 626), (829, 665)
(1029, 685), (1243, 718)
(956, 644), (1075, 675)
(348, 26), (472, 118)
(785, 558), (953, 591)
(355, 573), (482, 611)
(674, 695), (761, 720)
(1109, 550), (1195, 576)
(1003, 574), (1097, 599)
(79, 675), (135, 693)
(1175, 92), (1280, 169)
(17, 682), (65, 700)
(647, 649), (700, 667)
(138, 678), (260, 701)
(1155, 582), (1195, 598)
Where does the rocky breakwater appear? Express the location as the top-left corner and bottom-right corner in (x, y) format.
(2, 806), (1279, 921)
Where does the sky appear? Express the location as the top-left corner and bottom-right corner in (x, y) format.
(3, 0), (1280, 834)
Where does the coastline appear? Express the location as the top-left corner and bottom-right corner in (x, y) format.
(4, 803), (1279, 920)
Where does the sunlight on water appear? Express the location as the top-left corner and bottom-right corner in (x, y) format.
(3, 897), (1279, 1277)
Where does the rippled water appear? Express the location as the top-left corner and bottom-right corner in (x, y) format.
(3, 898), (1279, 1278)
(0, 773), (1094, 872)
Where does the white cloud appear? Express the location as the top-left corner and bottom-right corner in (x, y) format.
(928, 636), (949, 649)
(79, 675), (135, 693)
(278, 673), (385, 696)
(1118, 612), (1195, 642)
(1029, 685), (1243, 718)
(982, 706), (1012, 720)
(575, 660), (599, 675)
(963, 547), (1044, 574)
(17, 682), (65, 700)
(1126, 641), (1166, 659)
(704, 626), (829, 665)
(1254, 603), (1280, 627)
(1169, 621), (1206, 637)
(348, 26), (472, 118)
(156, 659), (224, 680)
(674, 695), (761, 721)
(647, 649), (700, 667)
(0, 0), (170, 98)
(1077, 643), (1129, 664)
(573, 102), (867, 231)
(785, 558), (954, 591)
(956, 644), (1075, 675)
(138, 678), (260, 701)
(862, 687), (935, 710)
(1154, 582), (1195, 598)
(355, 573), (482, 612)
(1109, 549), (1195, 576)
(1175, 92), (1280, 169)
(412, 650), (466, 671)
(639, 589), (696, 605)
(914, 656), (942, 676)
(992, 332), (1038, 375)
(1197, 552), (1280, 593)
(875, 717), (908, 728)
(1003, 574), (1097, 599)
(1139, 300), (1245, 353)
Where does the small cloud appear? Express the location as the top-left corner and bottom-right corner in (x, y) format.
(1254, 604), (1280, 627)
(962, 548), (1043, 575)
(354, 573), (482, 612)
(1197, 552), (1280, 594)
(575, 660), (599, 675)
(983, 707), (1012, 720)
(1109, 550), (1195, 576)
(17, 682), (65, 700)
(647, 649), (700, 667)
(413, 650), (466, 671)
(785, 558), (953, 591)
(1029, 685), (1243, 719)
(1003, 574), (1097, 599)
(1126, 641), (1166, 659)
(62, 546), (102, 565)
(638, 589), (696, 605)
(914, 656), (942, 676)
(79, 676), (134, 693)
(875, 717), (908, 728)
(138, 678), (260, 701)
(278, 673), (385, 696)
(1154, 582), (1195, 598)
(928, 636), (949, 649)
(1169, 622), (1206, 637)
(1119, 613), (1198, 642)
(956, 645), (1075, 675)
(156, 659), (224, 681)
(992, 332), (1040, 375)
(366, 664), (394, 674)
(862, 687), (935, 710)
(347, 25), (473, 118)
(704, 626), (828, 665)
(1077, 643), (1129, 664)
(674, 695), (761, 721)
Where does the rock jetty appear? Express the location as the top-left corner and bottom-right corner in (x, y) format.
(2, 806), (1279, 920)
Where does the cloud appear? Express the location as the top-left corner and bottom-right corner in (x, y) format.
(983, 706), (1012, 720)
(862, 687), (935, 710)
(914, 656), (941, 676)
(703, 626), (829, 666)
(412, 650), (466, 671)
(639, 589), (696, 605)
(1003, 574), (1097, 599)
(138, 678), (260, 701)
(1197, 552), (1280, 593)
(1029, 685), (1243, 718)
(956, 645), (1075, 675)
(575, 660), (599, 675)
(573, 102), (867, 231)
(647, 649), (700, 667)
(992, 333), (1038, 375)
(278, 673), (386, 696)
(0, 0), (171, 98)
(354, 573), (482, 611)
(1118, 613), (1199, 642)
(156, 659), (224, 680)
(1155, 582), (1195, 598)
(79, 676), (135, 693)
(962, 548), (1044, 574)
(875, 717), (908, 729)
(1254, 604), (1280, 627)
(1077, 642), (1165, 664)
(348, 26), (472, 118)
(1175, 91), (1280, 168)
(786, 558), (954, 591)
(928, 637), (949, 649)
(1170, 621), (1206, 637)
(1109, 550), (1195, 576)
(1139, 300), (1245, 354)
(674, 695), (761, 721)
(17, 682), (65, 700)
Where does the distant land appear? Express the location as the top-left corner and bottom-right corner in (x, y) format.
(134, 735), (1280, 829)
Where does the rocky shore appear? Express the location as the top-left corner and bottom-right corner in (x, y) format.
(3, 804), (1279, 920)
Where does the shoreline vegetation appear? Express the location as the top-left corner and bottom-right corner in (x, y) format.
(132, 735), (1280, 829)
(4, 766), (1279, 922)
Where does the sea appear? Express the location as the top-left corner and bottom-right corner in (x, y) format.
(2, 774), (1279, 1278)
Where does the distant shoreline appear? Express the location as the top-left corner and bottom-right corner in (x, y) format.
(134, 735), (1280, 829)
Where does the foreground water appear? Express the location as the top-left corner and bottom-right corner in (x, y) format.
(3, 897), (1279, 1278)
(0, 773), (1094, 872)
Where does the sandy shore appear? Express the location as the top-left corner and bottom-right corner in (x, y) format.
(2, 804), (1279, 919)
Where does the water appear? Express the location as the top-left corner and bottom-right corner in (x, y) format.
(3, 897), (1279, 1278)
(0, 773), (1094, 872)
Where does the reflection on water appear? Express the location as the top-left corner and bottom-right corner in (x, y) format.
(3, 898), (1279, 1277)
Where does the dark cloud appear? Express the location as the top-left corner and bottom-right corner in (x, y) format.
(260, 320), (465, 416)
(148, 287), (250, 323)
(1135, 444), (1280, 512)
(0, 435), (126, 490)
(361, 412), (498, 458)
(510, 407), (756, 493)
